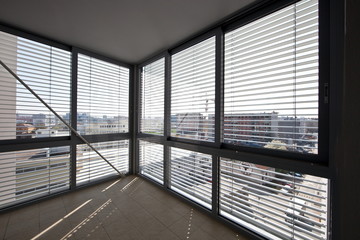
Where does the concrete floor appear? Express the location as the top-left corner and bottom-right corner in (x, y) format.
(0, 175), (250, 240)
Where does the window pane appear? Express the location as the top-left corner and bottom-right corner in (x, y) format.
(76, 140), (129, 185)
(139, 140), (164, 184)
(140, 58), (164, 135)
(171, 37), (215, 142)
(0, 31), (71, 140)
(170, 147), (212, 209)
(77, 54), (129, 135)
(0, 147), (70, 208)
(220, 157), (328, 239)
(224, 0), (319, 154)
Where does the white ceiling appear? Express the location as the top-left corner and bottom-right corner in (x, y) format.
(0, 0), (258, 64)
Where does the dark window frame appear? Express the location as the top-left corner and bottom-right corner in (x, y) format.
(136, 0), (331, 238)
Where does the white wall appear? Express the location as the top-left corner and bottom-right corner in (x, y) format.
(0, 31), (17, 205)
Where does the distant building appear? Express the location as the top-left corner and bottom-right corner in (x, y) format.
(16, 114), (34, 124)
(141, 117), (163, 133)
(76, 113), (128, 135)
(33, 113), (56, 128)
(77, 122), (128, 135)
(173, 113), (213, 140)
(277, 117), (318, 139)
(222, 112), (279, 146)
(35, 128), (68, 138)
(174, 113), (203, 136)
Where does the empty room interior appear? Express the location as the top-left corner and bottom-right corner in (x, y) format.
(0, 0), (359, 239)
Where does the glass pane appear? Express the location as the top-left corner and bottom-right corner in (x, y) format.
(76, 140), (129, 185)
(170, 147), (212, 209)
(139, 140), (164, 184)
(224, 0), (319, 154)
(220, 157), (328, 239)
(171, 37), (216, 142)
(0, 31), (71, 140)
(0, 147), (70, 208)
(140, 58), (164, 135)
(77, 54), (129, 135)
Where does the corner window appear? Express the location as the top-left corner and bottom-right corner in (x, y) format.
(224, 0), (319, 154)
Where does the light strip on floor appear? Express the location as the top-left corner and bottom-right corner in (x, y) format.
(120, 177), (138, 192)
(101, 179), (121, 192)
(31, 199), (93, 240)
(60, 199), (112, 240)
(187, 209), (194, 239)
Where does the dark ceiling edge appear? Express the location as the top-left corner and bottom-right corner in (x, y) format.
(136, 0), (280, 65)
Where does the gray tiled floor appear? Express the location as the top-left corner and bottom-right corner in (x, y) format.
(0, 176), (250, 240)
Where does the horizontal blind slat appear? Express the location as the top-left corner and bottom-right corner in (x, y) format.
(171, 37), (216, 142)
(223, 0), (319, 154)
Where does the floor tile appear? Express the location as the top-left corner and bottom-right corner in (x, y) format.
(0, 176), (251, 240)
(188, 228), (217, 240)
(104, 221), (144, 240)
(0, 213), (9, 239)
(143, 228), (181, 240)
(169, 213), (199, 240)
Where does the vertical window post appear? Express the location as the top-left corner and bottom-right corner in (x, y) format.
(70, 48), (79, 189)
(164, 52), (172, 189)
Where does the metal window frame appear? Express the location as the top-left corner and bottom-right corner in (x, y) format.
(136, 0), (331, 239)
(221, 0), (329, 164)
(0, 29), (133, 212)
(137, 0), (329, 164)
(0, 0), (335, 238)
(73, 49), (134, 183)
(169, 31), (218, 146)
(137, 53), (166, 137)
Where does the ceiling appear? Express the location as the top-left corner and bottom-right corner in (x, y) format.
(0, 0), (258, 64)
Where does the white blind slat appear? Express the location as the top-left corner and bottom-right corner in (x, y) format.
(0, 31), (71, 140)
(139, 140), (164, 184)
(0, 147), (70, 208)
(76, 140), (129, 185)
(224, 0), (319, 154)
(220, 157), (328, 240)
(170, 147), (212, 209)
(171, 37), (216, 142)
(77, 54), (129, 135)
(140, 58), (165, 135)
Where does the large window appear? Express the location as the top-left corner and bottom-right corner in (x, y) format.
(139, 140), (164, 184)
(77, 54), (130, 186)
(138, 0), (329, 239)
(0, 31), (71, 140)
(77, 54), (129, 135)
(170, 147), (212, 209)
(220, 158), (328, 239)
(0, 147), (70, 209)
(224, 0), (319, 154)
(171, 37), (216, 142)
(0, 31), (131, 209)
(1, 0), (330, 238)
(76, 140), (129, 185)
(140, 58), (165, 135)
